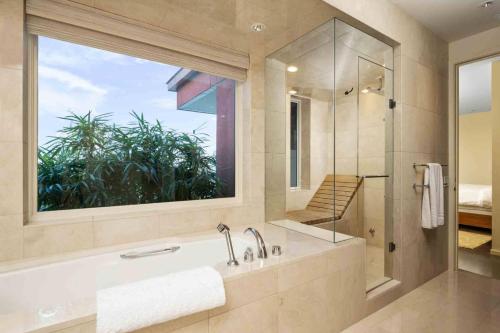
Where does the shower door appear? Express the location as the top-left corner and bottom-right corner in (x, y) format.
(333, 19), (394, 290)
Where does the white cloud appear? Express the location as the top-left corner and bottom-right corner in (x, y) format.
(38, 51), (80, 67)
(39, 66), (107, 96)
(38, 66), (108, 118)
(39, 85), (106, 118)
(151, 97), (178, 110)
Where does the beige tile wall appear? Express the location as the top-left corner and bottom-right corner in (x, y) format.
(265, 58), (287, 221)
(44, 239), (367, 333)
(0, 0), (24, 261)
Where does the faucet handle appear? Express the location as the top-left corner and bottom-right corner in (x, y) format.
(244, 247), (254, 263)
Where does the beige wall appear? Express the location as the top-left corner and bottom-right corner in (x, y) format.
(449, 26), (500, 264)
(458, 111), (492, 185)
(0, 0), (24, 262)
(492, 62), (500, 255)
(359, 93), (386, 248)
(334, 90), (387, 247)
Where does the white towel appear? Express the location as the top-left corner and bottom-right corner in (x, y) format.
(97, 266), (226, 333)
(421, 163), (444, 229)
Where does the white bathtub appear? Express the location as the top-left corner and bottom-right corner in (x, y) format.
(0, 235), (254, 333)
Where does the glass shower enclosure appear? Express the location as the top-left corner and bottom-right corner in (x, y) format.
(265, 19), (394, 290)
(333, 20), (394, 290)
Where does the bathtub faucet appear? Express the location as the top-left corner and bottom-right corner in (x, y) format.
(244, 228), (268, 259)
(217, 223), (239, 266)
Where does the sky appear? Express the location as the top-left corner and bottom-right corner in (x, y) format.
(38, 36), (217, 154)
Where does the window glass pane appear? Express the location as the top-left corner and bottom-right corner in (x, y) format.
(290, 101), (298, 187)
(37, 36), (235, 212)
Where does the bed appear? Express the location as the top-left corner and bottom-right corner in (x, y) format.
(458, 184), (492, 229)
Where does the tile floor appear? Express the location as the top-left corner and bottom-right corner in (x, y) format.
(343, 270), (500, 333)
(458, 227), (500, 279)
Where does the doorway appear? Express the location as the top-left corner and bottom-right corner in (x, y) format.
(456, 55), (500, 278)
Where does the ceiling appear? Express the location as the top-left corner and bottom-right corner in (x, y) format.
(390, 0), (500, 41)
(459, 56), (500, 115)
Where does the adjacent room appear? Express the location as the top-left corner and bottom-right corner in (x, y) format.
(458, 55), (500, 278)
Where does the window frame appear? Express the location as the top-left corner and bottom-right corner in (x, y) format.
(27, 33), (243, 224)
(290, 98), (301, 190)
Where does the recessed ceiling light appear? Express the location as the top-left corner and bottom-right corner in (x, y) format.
(250, 23), (266, 32)
(287, 66), (298, 73)
(288, 89), (298, 95)
(361, 88), (370, 94)
(480, 1), (494, 8)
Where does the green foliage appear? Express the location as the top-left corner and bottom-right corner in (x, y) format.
(37, 111), (222, 211)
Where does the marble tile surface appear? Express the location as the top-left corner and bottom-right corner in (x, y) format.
(0, 224), (367, 333)
(343, 270), (500, 333)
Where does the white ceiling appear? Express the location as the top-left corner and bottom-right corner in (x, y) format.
(459, 56), (500, 114)
(390, 0), (500, 41)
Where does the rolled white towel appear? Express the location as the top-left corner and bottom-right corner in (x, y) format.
(97, 266), (225, 333)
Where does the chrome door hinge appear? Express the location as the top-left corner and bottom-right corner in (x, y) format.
(389, 99), (396, 109)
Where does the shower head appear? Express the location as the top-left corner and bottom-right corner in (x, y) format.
(217, 223), (230, 234)
(361, 75), (385, 95)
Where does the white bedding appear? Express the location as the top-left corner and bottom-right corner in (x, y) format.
(459, 184), (492, 209)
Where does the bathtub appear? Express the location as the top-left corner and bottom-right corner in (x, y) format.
(0, 235), (254, 333)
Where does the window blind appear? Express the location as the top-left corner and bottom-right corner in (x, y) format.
(26, 0), (249, 81)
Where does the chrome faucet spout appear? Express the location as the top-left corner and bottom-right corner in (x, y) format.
(244, 227), (268, 259)
(217, 223), (239, 266)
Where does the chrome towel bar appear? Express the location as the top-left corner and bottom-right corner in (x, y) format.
(413, 183), (449, 190)
(120, 246), (180, 259)
(413, 163), (448, 169)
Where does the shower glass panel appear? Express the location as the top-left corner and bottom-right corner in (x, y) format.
(333, 19), (394, 290)
(265, 20), (339, 242)
(264, 19), (395, 289)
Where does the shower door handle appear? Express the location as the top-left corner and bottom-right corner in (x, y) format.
(358, 175), (389, 179)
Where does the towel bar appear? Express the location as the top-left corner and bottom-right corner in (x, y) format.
(413, 163), (448, 169)
(413, 183), (449, 190)
(120, 246), (181, 259)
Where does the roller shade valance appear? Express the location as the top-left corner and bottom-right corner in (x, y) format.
(26, 0), (248, 81)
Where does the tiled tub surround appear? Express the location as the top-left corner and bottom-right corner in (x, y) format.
(0, 224), (368, 333)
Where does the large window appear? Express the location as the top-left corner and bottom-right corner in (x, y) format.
(34, 36), (236, 212)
